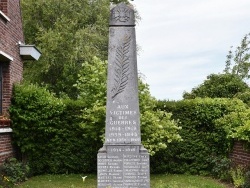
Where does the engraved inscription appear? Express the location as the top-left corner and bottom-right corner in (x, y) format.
(111, 35), (131, 100)
(97, 146), (150, 188)
(106, 104), (140, 143)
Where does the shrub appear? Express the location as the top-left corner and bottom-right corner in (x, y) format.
(153, 98), (247, 174)
(209, 156), (231, 181)
(9, 83), (101, 174)
(231, 165), (245, 188)
(10, 81), (182, 174)
(0, 158), (29, 187)
(215, 109), (250, 142)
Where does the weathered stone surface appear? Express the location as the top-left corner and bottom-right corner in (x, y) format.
(98, 3), (150, 188)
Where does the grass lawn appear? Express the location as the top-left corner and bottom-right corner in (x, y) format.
(16, 174), (231, 188)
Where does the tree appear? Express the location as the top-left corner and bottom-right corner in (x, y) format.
(21, 0), (110, 98)
(74, 57), (182, 155)
(183, 73), (249, 99)
(224, 33), (250, 80)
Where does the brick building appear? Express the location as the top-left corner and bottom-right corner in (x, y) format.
(0, 0), (40, 164)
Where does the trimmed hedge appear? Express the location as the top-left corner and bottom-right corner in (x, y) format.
(153, 98), (247, 174)
(9, 83), (102, 174)
(11, 83), (247, 175)
(10, 83), (182, 175)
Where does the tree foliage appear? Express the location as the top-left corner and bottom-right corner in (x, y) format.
(74, 57), (182, 155)
(183, 74), (249, 99)
(215, 109), (250, 142)
(74, 57), (107, 142)
(224, 33), (250, 80)
(21, 0), (135, 98)
(21, 0), (110, 98)
(235, 91), (250, 106)
(138, 80), (182, 155)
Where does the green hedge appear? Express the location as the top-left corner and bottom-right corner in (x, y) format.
(13, 83), (246, 175)
(10, 82), (183, 175)
(153, 98), (247, 174)
(9, 83), (102, 174)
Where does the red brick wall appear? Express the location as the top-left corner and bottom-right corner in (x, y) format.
(230, 141), (250, 167)
(0, 0), (24, 165)
(2, 63), (11, 112)
(0, 133), (14, 164)
(1, 0), (24, 112)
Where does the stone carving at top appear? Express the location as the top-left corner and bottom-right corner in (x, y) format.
(110, 2), (135, 26)
(113, 6), (130, 22)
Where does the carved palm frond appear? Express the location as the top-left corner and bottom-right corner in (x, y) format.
(111, 35), (131, 99)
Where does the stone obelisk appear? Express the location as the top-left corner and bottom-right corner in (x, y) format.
(97, 2), (150, 188)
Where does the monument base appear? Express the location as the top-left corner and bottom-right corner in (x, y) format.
(97, 144), (150, 188)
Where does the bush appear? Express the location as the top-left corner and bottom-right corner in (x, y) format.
(9, 83), (101, 174)
(230, 165), (245, 188)
(153, 98), (247, 174)
(0, 158), (29, 187)
(10, 81), (182, 174)
(215, 109), (250, 142)
(209, 156), (231, 181)
(10, 83), (64, 154)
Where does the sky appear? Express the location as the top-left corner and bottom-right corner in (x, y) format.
(130, 0), (250, 101)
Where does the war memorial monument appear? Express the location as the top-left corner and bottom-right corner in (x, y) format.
(97, 2), (150, 188)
